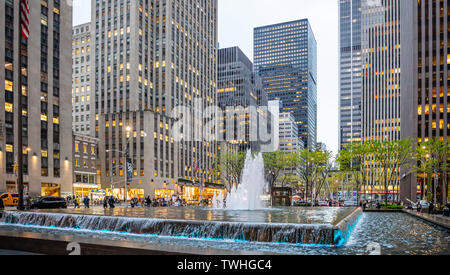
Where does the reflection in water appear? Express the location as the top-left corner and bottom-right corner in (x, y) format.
(31, 207), (356, 225)
(1, 213), (448, 255)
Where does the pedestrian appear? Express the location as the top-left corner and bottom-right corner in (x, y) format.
(103, 197), (108, 209)
(74, 197), (80, 208)
(429, 202), (434, 214)
(83, 196), (90, 209)
(108, 196), (115, 209)
(24, 192), (32, 210)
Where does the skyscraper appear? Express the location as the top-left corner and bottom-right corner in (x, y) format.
(254, 19), (318, 149)
(361, 0), (402, 200)
(218, 46), (263, 151)
(400, 0), (449, 204)
(91, 0), (219, 201)
(0, 0), (73, 196)
(72, 23), (92, 135)
(339, 0), (363, 149)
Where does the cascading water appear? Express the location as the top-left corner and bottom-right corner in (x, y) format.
(214, 151), (266, 210)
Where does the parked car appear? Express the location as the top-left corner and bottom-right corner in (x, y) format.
(0, 193), (19, 207)
(318, 201), (329, 207)
(343, 200), (358, 207)
(30, 197), (67, 209)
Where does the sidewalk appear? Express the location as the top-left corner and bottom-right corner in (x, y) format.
(403, 209), (450, 230)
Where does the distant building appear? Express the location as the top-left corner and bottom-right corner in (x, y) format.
(72, 23), (92, 135)
(316, 142), (327, 152)
(338, 0), (362, 149)
(279, 113), (303, 152)
(72, 134), (100, 199)
(218, 47), (260, 151)
(254, 19), (318, 149)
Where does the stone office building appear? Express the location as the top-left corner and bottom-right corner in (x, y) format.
(72, 23), (92, 136)
(0, 0), (73, 197)
(91, 0), (219, 201)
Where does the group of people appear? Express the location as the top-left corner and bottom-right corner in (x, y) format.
(102, 196), (118, 209)
(63, 195), (210, 209)
(67, 195), (92, 209)
(141, 196), (188, 207)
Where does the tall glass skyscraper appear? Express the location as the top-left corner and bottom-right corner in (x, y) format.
(254, 19), (317, 149)
(339, 0), (362, 149)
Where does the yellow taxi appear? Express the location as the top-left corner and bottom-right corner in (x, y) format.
(0, 193), (20, 207)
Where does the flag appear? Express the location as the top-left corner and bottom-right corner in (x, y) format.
(20, 0), (30, 39)
(126, 158), (133, 181)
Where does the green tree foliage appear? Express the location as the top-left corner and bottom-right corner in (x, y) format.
(214, 151), (246, 193)
(416, 139), (449, 204)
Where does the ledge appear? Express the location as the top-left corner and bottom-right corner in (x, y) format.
(402, 210), (450, 230)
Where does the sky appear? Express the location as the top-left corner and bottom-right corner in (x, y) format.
(72, 0), (339, 155)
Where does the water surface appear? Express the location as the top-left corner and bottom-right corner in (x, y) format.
(29, 207), (356, 225)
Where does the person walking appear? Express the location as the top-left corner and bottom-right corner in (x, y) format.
(83, 196), (90, 209)
(108, 196), (115, 209)
(74, 197), (80, 208)
(103, 197), (108, 209)
(24, 192), (32, 210)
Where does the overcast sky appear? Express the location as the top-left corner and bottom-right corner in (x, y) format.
(73, 0), (339, 155)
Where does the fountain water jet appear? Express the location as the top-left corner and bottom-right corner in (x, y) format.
(214, 151), (266, 210)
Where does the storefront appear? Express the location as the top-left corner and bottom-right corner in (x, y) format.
(106, 188), (145, 201)
(6, 182), (29, 194)
(155, 189), (175, 200)
(41, 183), (61, 197)
(73, 183), (103, 200)
(182, 186), (200, 205)
(202, 183), (227, 203)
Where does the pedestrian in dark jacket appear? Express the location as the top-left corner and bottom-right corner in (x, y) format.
(83, 196), (90, 209)
(108, 196), (115, 209)
(103, 197), (108, 209)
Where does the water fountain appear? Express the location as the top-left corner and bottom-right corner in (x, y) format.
(0, 152), (364, 247)
(214, 151), (266, 210)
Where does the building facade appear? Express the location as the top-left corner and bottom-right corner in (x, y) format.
(72, 134), (101, 199)
(72, 23), (92, 136)
(218, 46), (263, 151)
(339, 0), (363, 149)
(254, 19), (318, 149)
(279, 112), (303, 152)
(91, 0), (219, 201)
(361, 0), (402, 200)
(0, 0), (73, 197)
(400, 0), (449, 204)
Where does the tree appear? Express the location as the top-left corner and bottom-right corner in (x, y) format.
(416, 139), (449, 204)
(214, 152), (246, 193)
(297, 149), (333, 203)
(372, 139), (415, 205)
(337, 142), (372, 203)
(263, 151), (298, 205)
